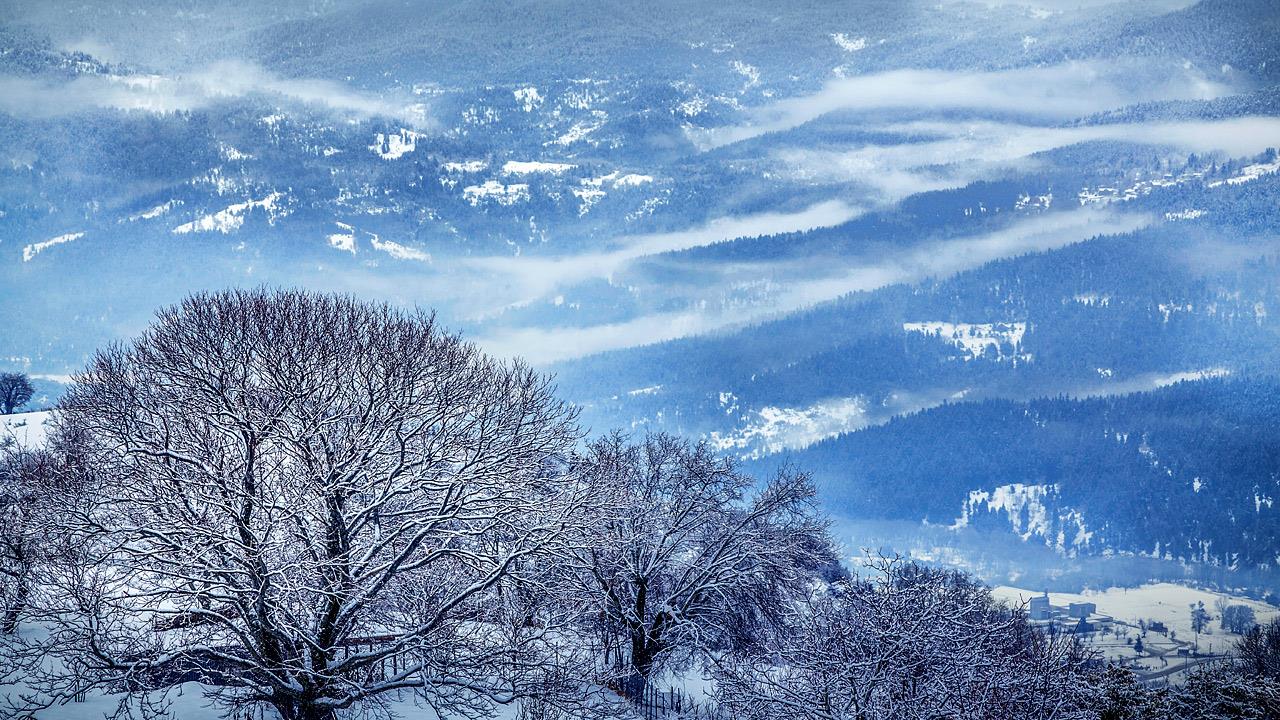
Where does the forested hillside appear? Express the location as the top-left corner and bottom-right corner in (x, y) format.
(758, 378), (1280, 570)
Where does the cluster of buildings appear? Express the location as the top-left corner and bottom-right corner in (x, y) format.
(1028, 594), (1115, 634)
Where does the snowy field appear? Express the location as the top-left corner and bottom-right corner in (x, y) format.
(993, 580), (1278, 675)
(0, 410), (51, 447)
(994, 582), (1277, 651)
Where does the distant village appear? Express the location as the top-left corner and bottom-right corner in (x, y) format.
(1026, 593), (1227, 686)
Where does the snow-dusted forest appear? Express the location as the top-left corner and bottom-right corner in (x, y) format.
(4, 0), (1280, 717)
(1, 289), (1278, 719)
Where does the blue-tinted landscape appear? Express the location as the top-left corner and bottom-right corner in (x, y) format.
(2, 2), (1280, 718)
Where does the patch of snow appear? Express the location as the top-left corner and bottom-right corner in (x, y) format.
(327, 222), (356, 254)
(954, 483), (1055, 539)
(710, 396), (869, 458)
(368, 129), (422, 160)
(1, 410), (51, 447)
(613, 173), (653, 187)
(442, 160), (488, 173)
(513, 86), (543, 112)
(1164, 208), (1206, 221)
(581, 171), (654, 191)
(462, 180), (530, 206)
(561, 85), (603, 111)
(1072, 293), (1111, 307)
(172, 193), (287, 235)
(1015, 192), (1052, 211)
(502, 160), (575, 174)
(1207, 158), (1280, 187)
(831, 33), (868, 52)
(192, 167), (240, 196)
(220, 144), (253, 161)
(129, 200), (182, 221)
(1157, 302), (1193, 323)
(369, 235), (430, 262)
(570, 172), (652, 215)
(23, 232), (85, 262)
(676, 95), (708, 118)
(1078, 167), (1206, 207)
(571, 186), (606, 216)
(731, 60), (760, 88)
(548, 115), (607, 146)
(904, 321), (1028, 363)
(462, 105), (501, 125)
(627, 195), (669, 222)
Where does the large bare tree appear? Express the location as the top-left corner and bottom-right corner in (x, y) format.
(570, 432), (827, 698)
(28, 289), (589, 720)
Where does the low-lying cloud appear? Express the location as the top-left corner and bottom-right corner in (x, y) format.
(774, 117), (1280, 202)
(0, 61), (425, 125)
(459, 200), (863, 316)
(696, 60), (1233, 149)
(478, 208), (1151, 363)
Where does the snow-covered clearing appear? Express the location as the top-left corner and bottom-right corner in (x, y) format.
(23, 233), (84, 262)
(368, 129), (421, 160)
(172, 193), (287, 234)
(993, 583), (1278, 656)
(903, 321), (1028, 362)
(0, 410), (51, 447)
(462, 180), (530, 206)
(502, 160), (575, 174)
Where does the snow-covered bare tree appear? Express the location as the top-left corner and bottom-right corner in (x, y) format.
(0, 444), (49, 634)
(27, 289), (591, 720)
(714, 555), (1097, 720)
(1238, 617), (1280, 680)
(569, 432), (827, 698)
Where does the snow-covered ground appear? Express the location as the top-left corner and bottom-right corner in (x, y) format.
(23, 232), (85, 262)
(502, 160), (575, 174)
(709, 396), (870, 458)
(993, 583), (1278, 656)
(368, 129), (421, 160)
(903, 321), (1028, 363)
(1, 410), (51, 447)
(172, 193), (288, 235)
(462, 180), (530, 206)
(10, 676), (526, 720)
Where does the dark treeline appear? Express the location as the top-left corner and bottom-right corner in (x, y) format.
(785, 377), (1280, 570)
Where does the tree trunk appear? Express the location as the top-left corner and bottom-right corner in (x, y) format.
(626, 631), (657, 700)
(2, 571), (28, 634)
(274, 696), (338, 720)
